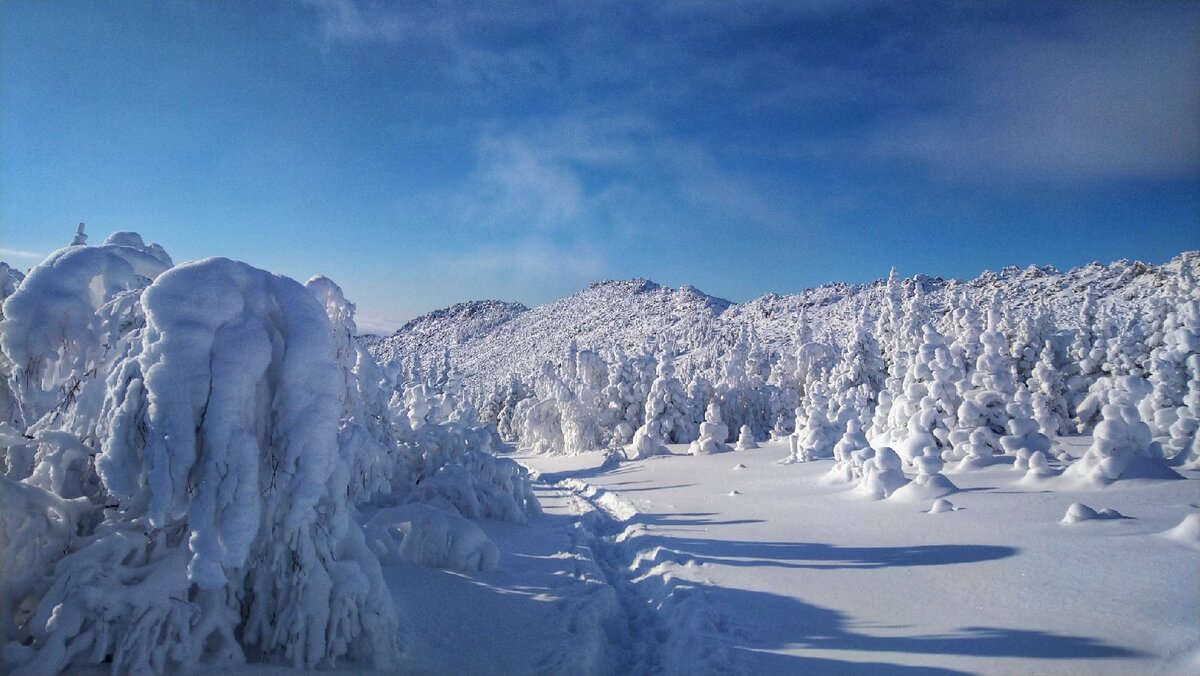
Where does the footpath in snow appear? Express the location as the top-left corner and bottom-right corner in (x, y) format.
(388, 439), (1200, 675)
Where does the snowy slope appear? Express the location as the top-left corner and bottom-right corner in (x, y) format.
(368, 279), (734, 387)
(365, 253), (1198, 391)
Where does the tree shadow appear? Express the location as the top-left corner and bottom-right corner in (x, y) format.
(664, 537), (1019, 569)
(713, 585), (1141, 673)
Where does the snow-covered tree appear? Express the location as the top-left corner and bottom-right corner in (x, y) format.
(5, 258), (400, 674)
(630, 354), (690, 459)
(688, 399), (731, 455)
(0, 242), (170, 433)
(735, 424), (759, 451)
(827, 418), (870, 483)
(857, 446), (909, 499)
(1064, 377), (1182, 486)
(788, 383), (838, 463)
(1029, 340), (1069, 437)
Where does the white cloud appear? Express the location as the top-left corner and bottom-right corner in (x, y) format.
(301, 0), (413, 44)
(446, 237), (606, 286)
(0, 248), (44, 260)
(864, 5), (1200, 181)
(459, 135), (586, 232)
(353, 311), (407, 336)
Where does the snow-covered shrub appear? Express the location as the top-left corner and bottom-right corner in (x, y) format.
(688, 400), (731, 455)
(857, 447), (909, 500)
(1063, 377), (1183, 486)
(890, 452), (957, 501)
(1018, 450), (1058, 482)
(734, 424), (758, 451)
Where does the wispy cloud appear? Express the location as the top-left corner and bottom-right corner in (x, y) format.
(0, 248), (44, 260)
(861, 4), (1200, 181)
(354, 311), (408, 336)
(301, 0), (415, 45)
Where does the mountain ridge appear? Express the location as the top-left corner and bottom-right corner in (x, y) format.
(364, 252), (1198, 392)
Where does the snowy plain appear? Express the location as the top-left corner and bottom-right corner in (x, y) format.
(376, 439), (1199, 676)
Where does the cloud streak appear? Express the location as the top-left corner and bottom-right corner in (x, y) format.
(0, 248), (44, 260)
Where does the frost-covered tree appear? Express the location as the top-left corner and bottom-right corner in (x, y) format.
(735, 424), (759, 451)
(4, 258), (400, 674)
(1064, 377), (1182, 485)
(1009, 304), (1052, 385)
(306, 274), (403, 503)
(630, 354), (689, 459)
(1166, 354), (1199, 468)
(788, 383), (838, 463)
(950, 293), (1016, 465)
(826, 418), (870, 483)
(874, 267), (902, 366)
(1064, 285), (1101, 418)
(1141, 295), (1200, 452)
(1029, 340), (1069, 437)
(829, 308), (886, 422)
(998, 387), (1052, 457)
(519, 361), (603, 455)
(947, 288), (983, 383)
(0, 242), (171, 433)
(688, 399), (731, 455)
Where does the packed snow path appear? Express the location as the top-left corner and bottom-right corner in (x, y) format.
(384, 438), (1198, 675)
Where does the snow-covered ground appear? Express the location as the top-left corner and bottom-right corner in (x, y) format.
(384, 440), (1199, 675)
(3, 232), (1195, 674)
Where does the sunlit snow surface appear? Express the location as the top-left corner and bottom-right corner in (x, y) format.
(380, 439), (1198, 675)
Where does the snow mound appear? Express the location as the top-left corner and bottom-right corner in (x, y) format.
(1062, 503), (1127, 524)
(1063, 502), (1101, 523)
(1159, 513), (1200, 550)
(928, 498), (957, 513)
(364, 504), (500, 571)
(891, 453), (958, 502)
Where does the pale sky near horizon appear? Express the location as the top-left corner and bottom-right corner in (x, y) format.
(2, 0), (1198, 333)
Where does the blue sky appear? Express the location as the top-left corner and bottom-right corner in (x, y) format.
(2, 1), (1198, 333)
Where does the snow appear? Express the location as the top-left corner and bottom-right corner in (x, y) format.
(2, 230), (1197, 675)
(1159, 513), (1200, 550)
(364, 503), (500, 571)
(507, 440), (1198, 675)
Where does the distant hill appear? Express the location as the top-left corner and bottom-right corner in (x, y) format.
(363, 253), (1198, 392)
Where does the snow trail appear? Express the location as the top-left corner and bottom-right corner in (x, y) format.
(545, 472), (741, 676)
